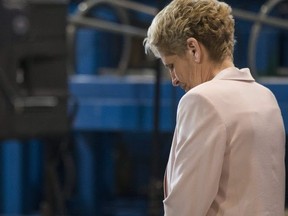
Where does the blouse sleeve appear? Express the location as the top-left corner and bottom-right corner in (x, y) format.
(164, 92), (227, 216)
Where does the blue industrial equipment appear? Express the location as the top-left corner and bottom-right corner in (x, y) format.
(69, 74), (180, 132)
(0, 0), (288, 216)
(67, 0), (288, 215)
(69, 75), (288, 137)
(68, 74), (288, 215)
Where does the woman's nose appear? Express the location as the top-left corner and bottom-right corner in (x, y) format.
(170, 71), (179, 86)
(172, 78), (180, 86)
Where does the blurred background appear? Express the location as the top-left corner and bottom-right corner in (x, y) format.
(0, 0), (287, 215)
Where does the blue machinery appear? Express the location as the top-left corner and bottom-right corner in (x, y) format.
(0, 0), (288, 215)
(69, 0), (288, 215)
(68, 0), (288, 131)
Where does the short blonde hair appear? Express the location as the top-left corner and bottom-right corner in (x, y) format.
(144, 0), (235, 62)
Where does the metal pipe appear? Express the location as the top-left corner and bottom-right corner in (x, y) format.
(247, 0), (286, 78)
(68, 16), (147, 38)
(78, 0), (157, 16)
(233, 7), (288, 30)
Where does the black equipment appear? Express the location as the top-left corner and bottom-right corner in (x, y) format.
(0, 0), (69, 139)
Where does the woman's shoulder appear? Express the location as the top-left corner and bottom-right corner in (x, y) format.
(179, 79), (231, 110)
(179, 81), (220, 107)
(187, 80), (224, 97)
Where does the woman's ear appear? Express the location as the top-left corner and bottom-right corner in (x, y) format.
(187, 37), (201, 63)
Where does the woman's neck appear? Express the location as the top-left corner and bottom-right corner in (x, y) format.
(208, 58), (235, 78)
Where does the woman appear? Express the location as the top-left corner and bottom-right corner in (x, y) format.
(144, 0), (286, 215)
